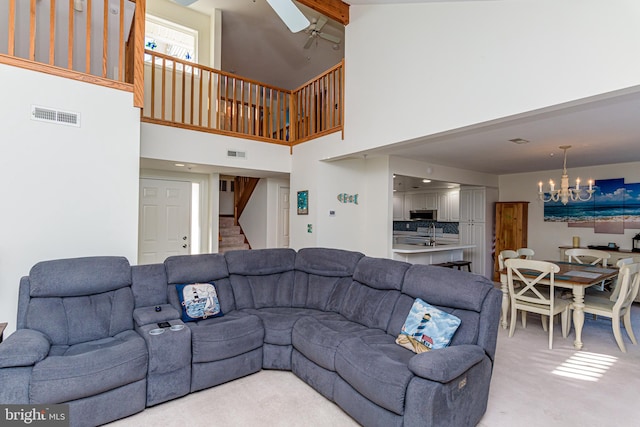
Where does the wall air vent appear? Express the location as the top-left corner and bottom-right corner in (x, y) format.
(227, 149), (246, 159)
(31, 105), (81, 127)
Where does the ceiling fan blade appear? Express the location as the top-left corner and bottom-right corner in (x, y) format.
(315, 16), (328, 32)
(266, 0), (310, 33)
(319, 32), (341, 44)
(304, 36), (315, 49)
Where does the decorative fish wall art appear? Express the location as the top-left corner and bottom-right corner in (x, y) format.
(337, 193), (359, 204)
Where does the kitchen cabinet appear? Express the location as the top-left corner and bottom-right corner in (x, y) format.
(494, 202), (529, 280)
(393, 194), (404, 220)
(437, 190), (460, 222)
(424, 193), (438, 210)
(459, 187), (498, 278)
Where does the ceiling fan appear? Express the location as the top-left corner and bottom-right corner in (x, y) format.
(266, 0), (310, 33)
(303, 16), (341, 49)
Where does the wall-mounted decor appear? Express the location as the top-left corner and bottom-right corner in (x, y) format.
(543, 177), (640, 234)
(297, 190), (308, 215)
(337, 193), (359, 204)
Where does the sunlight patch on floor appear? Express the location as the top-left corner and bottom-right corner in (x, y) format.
(551, 351), (618, 381)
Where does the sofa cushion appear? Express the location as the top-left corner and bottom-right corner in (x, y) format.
(335, 334), (414, 416)
(243, 307), (323, 345)
(165, 254), (236, 314)
(292, 313), (385, 371)
(338, 257), (409, 330)
(28, 256), (131, 297)
(188, 311), (264, 363)
(25, 287), (135, 346)
(227, 249), (297, 309)
(396, 298), (461, 353)
(293, 247), (363, 311)
(29, 330), (147, 404)
(175, 283), (223, 322)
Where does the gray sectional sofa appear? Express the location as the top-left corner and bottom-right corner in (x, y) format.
(0, 247), (501, 427)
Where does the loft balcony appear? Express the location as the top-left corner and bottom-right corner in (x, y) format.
(0, 0), (344, 147)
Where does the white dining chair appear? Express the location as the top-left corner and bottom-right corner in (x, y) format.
(581, 261), (640, 352)
(565, 248), (612, 291)
(506, 258), (570, 350)
(517, 248), (535, 259)
(498, 250), (520, 328)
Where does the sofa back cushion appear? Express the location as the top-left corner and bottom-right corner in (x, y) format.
(131, 263), (168, 307)
(226, 248), (297, 309)
(388, 264), (497, 354)
(164, 253), (236, 314)
(339, 257), (410, 330)
(293, 247), (364, 311)
(20, 257), (134, 345)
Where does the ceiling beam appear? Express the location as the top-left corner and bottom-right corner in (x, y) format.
(297, 0), (349, 26)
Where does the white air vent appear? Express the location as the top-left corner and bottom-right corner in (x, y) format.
(31, 105), (81, 127)
(227, 149), (246, 159)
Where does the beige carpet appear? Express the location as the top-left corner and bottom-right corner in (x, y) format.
(108, 304), (640, 427)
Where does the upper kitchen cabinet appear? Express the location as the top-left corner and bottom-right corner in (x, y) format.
(459, 187), (487, 223)
(438, 190), (460, 222)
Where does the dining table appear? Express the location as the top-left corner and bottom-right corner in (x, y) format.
(500, 261), (619, 350)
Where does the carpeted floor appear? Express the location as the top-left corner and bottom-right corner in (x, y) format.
(108, 303), (640, 427)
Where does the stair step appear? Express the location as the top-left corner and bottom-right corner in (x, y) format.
(219, 226), (241, 237)
(219, 243), (250, 254)
(219, 217), (235, 227)
(221, 235), (246, 245)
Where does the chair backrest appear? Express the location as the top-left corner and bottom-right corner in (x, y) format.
(18, 256), (134, 345)
(517, 248), (535, 259)
(612, 262), (640, 312)
(505, 259), (560, 308)
(498, 250), (519, 270)
(565, 248), (611, 266)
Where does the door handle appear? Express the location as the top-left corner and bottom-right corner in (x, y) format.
(182, 244), (187, 249)
(182, 236), (187, 240)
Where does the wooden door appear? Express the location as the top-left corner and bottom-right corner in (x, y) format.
(494, 202), (529, 278)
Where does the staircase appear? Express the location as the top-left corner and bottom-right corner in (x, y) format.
(219, 216), (249, 253)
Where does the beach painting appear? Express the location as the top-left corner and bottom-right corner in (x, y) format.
(543, 178), (640, 234)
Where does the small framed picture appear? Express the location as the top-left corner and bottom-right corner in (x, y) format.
(297, 190), (309, 215)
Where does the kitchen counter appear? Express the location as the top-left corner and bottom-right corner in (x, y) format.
(392, 243), (476, 265)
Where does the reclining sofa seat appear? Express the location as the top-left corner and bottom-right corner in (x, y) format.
(0, 257), (148, 427)
(226, 247), (365, 370)
(164, 253), (264, 393)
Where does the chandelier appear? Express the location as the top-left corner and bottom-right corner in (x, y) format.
(538, 145), (594, 205)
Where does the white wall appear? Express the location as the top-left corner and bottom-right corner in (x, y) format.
(240, 177), (290, 250)
(499, 161), (640, 262)
(0, 65), (140, 335)
(141, 123), (291, 174)
(338, 0), (640, 157)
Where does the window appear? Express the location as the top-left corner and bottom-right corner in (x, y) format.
(144, 15), (198, 71)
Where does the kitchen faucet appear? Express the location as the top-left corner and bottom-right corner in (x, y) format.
(430, 223), (437, 246)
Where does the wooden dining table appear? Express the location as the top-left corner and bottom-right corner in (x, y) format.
(499, 261), (619, 350)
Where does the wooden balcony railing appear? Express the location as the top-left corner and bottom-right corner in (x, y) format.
(1, 0), (343, 146)
(142, 49), (344, 146)
(1, 0), (145, 106)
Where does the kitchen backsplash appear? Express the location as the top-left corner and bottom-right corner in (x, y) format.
(393, 221), (459, 234)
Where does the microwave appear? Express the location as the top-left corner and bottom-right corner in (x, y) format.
(409, 209), (437, 221)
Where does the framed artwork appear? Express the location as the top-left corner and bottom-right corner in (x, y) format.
(297, 190), (309, 215)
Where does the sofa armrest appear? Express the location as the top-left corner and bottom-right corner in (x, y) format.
(408, 344), (486, 383)
(0, 329), (51, 368)
(133, 304), (182, 326)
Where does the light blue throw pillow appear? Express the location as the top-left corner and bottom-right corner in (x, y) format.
(175, 283), (223, 323)
(396, 298), (461, 353)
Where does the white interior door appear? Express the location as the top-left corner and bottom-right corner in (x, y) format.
(138, 178), (191, 264)
(277, 187), (290, 248)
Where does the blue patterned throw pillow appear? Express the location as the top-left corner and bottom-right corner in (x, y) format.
(175, 283), (223, 322)
(396, 298), (461, 353)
